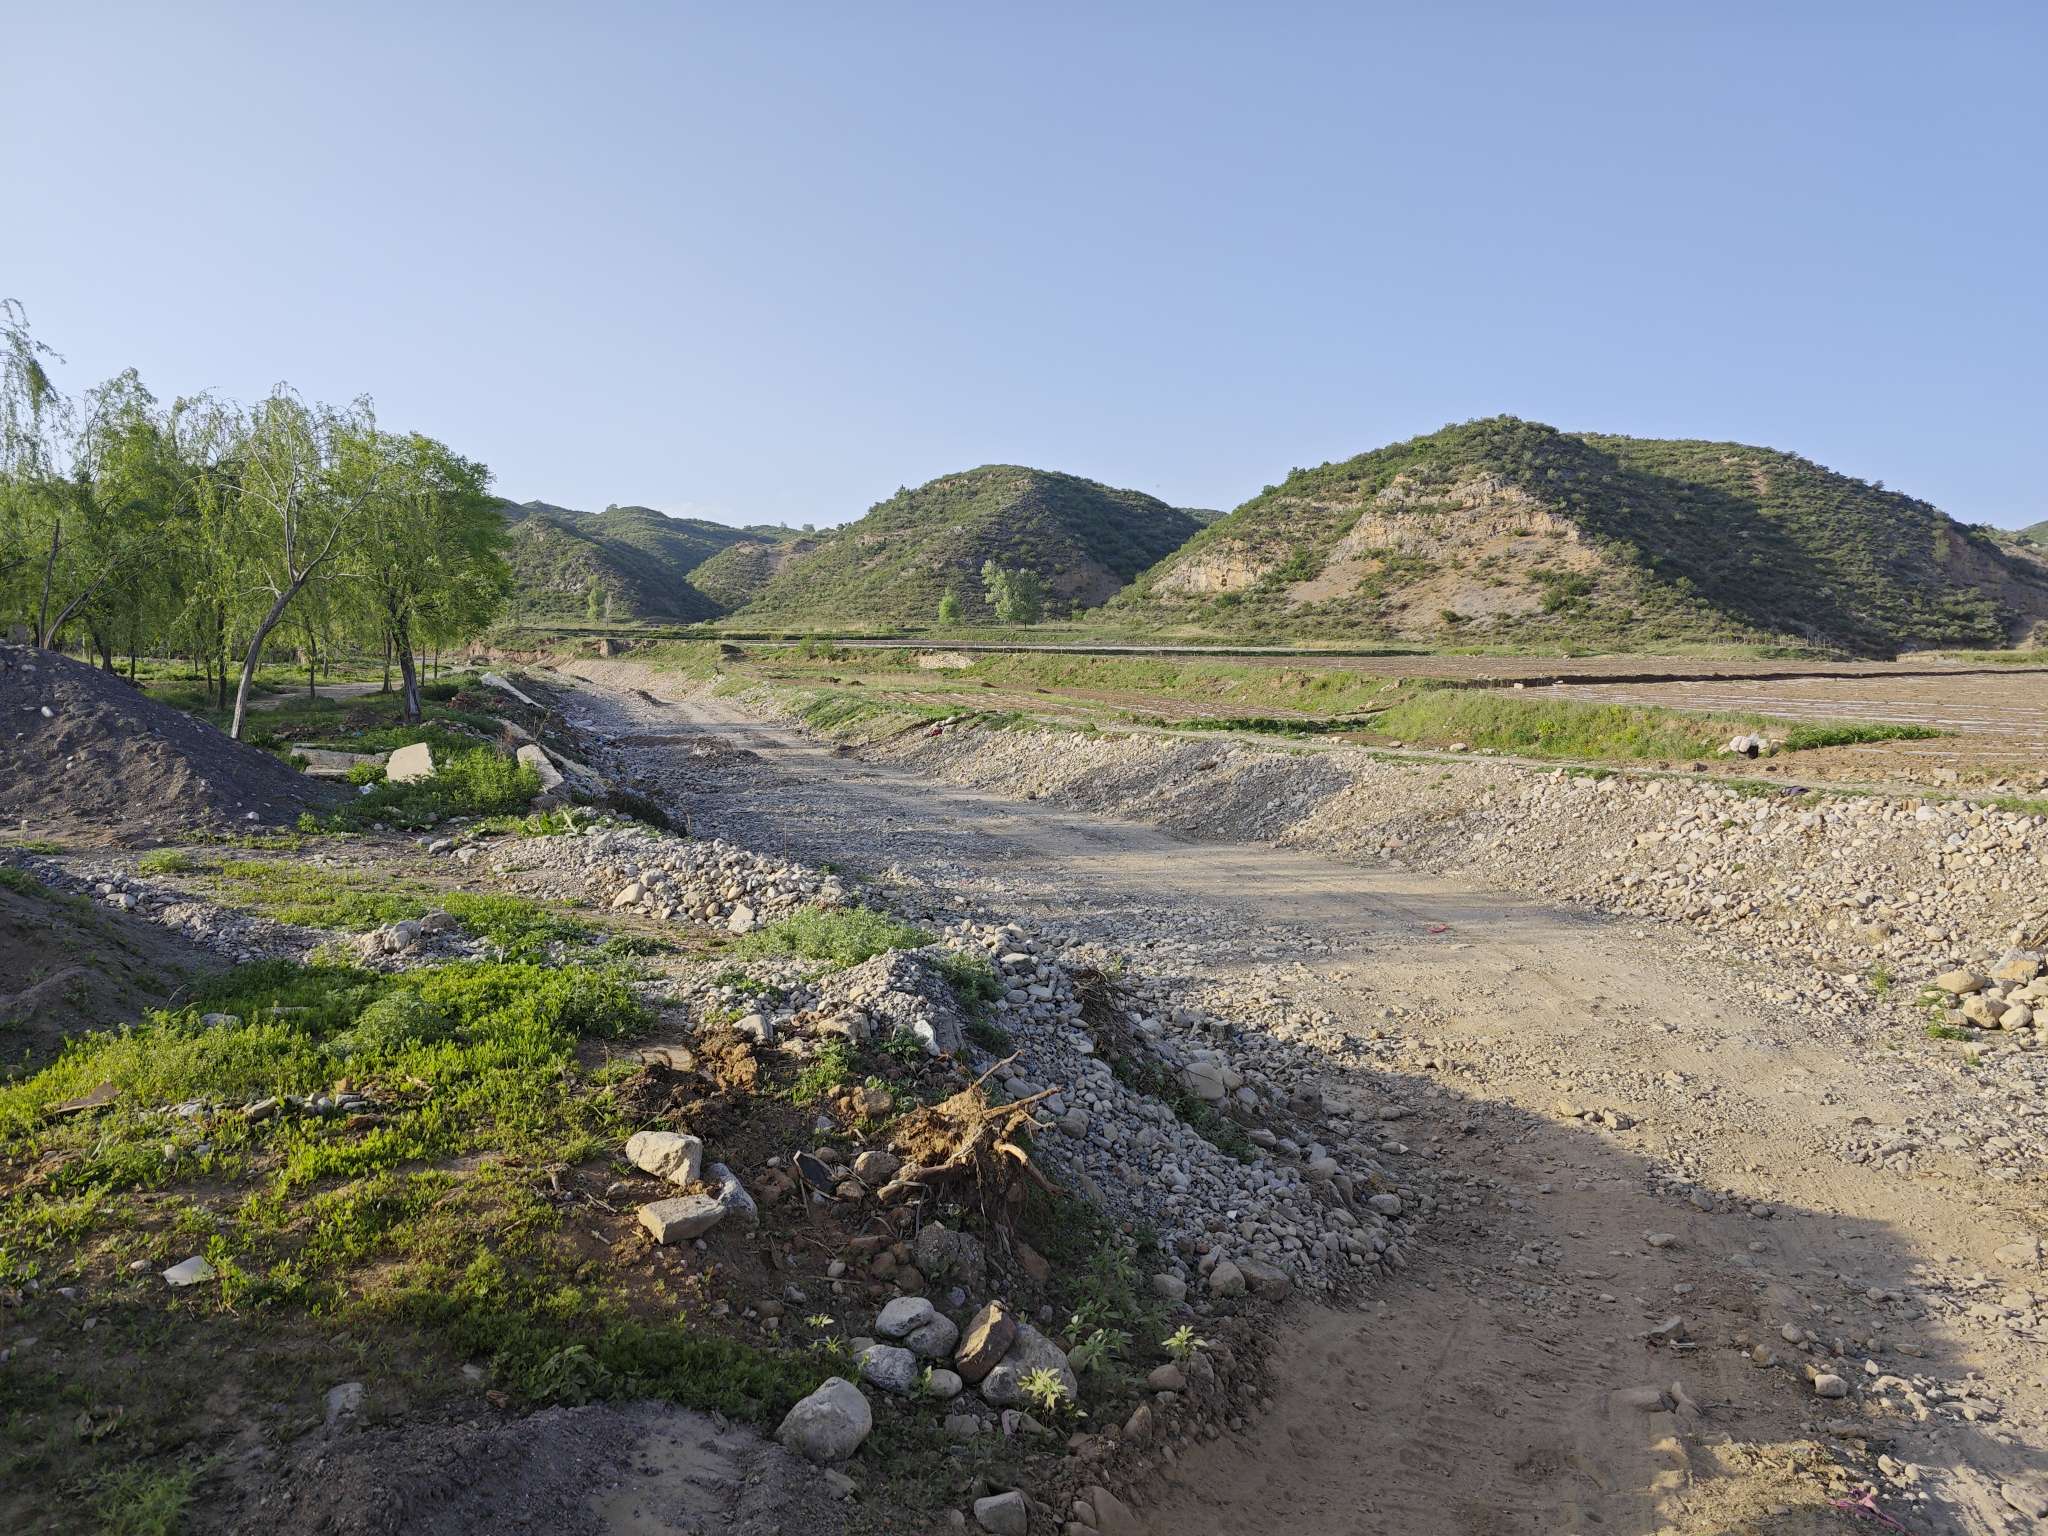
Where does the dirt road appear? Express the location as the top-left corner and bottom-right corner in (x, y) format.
(555, 662), (2046, 1536)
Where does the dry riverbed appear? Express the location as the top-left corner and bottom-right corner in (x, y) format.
(550, 657), (2048, 1536)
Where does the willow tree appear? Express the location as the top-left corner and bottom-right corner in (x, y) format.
(54, 371), (190, 661)
(2, 303), (220, 662)
(354, 433), (505, 722)
(0, 299), (76, 642)
(226, 391), (381, 739)
(162, 395), (248, 703)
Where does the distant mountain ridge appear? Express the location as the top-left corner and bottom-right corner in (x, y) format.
(499, 500), (804, 622)
(1116, 417), (2048, 654)
(497, 434), (2048, 651)
(731, 465), (1212, 625)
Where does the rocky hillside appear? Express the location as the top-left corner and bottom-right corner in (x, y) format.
(1118, 417), (2048, 654)
(500, 501), (804, 623)
(733, 466), (1210, 625)
(2018, 520), (2048, 549)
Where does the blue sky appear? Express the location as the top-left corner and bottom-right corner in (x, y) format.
(11, 3), (2045, 530)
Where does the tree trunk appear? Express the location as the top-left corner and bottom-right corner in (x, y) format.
(214, 608), (231, 710)
(395, 615), (422, 724)
(382, 632), (392, 693)
(230, 584), (305, 740)
(41, 581), (104, 653)
(36, 522), (59, 648)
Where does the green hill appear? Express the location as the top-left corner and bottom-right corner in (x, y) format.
(1118, 417), (2048, 654)
(2018, 520), (2048, 549)
(734, 466), (1208, 625)
(500, 502), (802, 622)
(689, 535), (823, 612)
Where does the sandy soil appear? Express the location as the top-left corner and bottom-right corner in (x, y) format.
(555, 659), (2047, 1536)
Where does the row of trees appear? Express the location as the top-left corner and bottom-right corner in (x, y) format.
(0, 301), (508, 736)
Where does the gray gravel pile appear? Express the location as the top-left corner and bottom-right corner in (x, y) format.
(934, 916), (1423, 1296)
(527, 823), (845, 932)
(490, 808), (1418, 1297)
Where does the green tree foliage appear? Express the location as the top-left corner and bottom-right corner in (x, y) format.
(981, 560), (1044, 624)
(225, 390), (384, 738)
(353, 434), (507, 722)
(0, 299), (508, 728)
(937, 590), (964, 625)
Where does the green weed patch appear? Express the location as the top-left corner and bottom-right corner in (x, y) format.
(302, 748), (541, 832)
(1371, 690), (1946, 763)
(1776, 721), (1942, 751)
(730, 906), (932, 968)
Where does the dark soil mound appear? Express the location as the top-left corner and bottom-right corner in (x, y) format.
(224, 1402), (844, 1536)
(0, 862), (220, 1068)
(0, 645), (337, 844)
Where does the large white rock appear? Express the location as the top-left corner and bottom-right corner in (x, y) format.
(516, 743), (564, 792)
(875, 1296), (936, 1340)
(977, 1322), (1076, 1408)
(625, 1130), (703, 1186)
(1206, 1259), (1247, 1297)
(904, 1314), (960, 1359)
(478, 671), (543, 709)
(708, 1162), (758, 1226)
(385, 742), (435, 783)
(775, 1376), (872, 1464)
(638, 1194), (725, 1244)
(973, 1491), (1028, 1535)
(1083, 1484), (1142, 1536)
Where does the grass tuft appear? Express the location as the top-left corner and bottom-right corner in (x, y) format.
(730, 906), (932, 968)
(89, 1459), (204, 1536)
